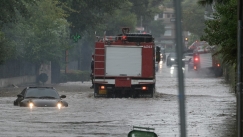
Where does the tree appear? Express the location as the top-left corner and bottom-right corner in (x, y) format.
(0, 32), (15, 64)
(3, 0), (71, 68)
(201, 0), (237, 65)
(129, 0), (164, 31)
(0, 0), (37, 64)
(0, 0), (36, 24)
(59, 0), (129, 36)
(182, 0), (206, 37)
(197, 0), (228, 6)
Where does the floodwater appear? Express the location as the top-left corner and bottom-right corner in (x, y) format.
(0, 61), (236, 137)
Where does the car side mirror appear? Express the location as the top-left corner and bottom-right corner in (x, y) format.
(60, 95), (66, 98)
(17, 94), (23, 98)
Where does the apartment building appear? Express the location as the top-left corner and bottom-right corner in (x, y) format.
(155, 7), (189, 49)
(154, 7), (175, 49)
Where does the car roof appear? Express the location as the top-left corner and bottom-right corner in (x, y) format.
(26, 87), (56, 90)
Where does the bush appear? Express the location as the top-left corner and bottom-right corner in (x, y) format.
(60, 70), (90, 82)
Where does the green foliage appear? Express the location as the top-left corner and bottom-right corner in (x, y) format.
(0, 0), (36, 24)
(60, 0), (129, 35)
(187, 34), (201, 47)
(162, 0), (173, 8)
(0, 0), (165, 72)
(197, 0), (228, 6)
(129, 0), (164, 31)
(97, 1), (137, 35)
(3, 0), (71, 66)
(0, 32), (15, 64)
(201, 0), (237, 65)
(182, 0), (205, 37)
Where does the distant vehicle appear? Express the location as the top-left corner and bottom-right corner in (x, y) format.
(188, 41), (208, 51)
(166, 53), (177, 67)
(160, 48), (166, 62)
(188, 57), (194, 71)
(183, 52), (193, 64)
(188, 41), (223, 77)
(13, 87), (68, 109)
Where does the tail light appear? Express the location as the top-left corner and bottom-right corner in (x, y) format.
(142, 86), (148, 90)
(194, 57), (199, 62)
(194, 66), (197, 70)
(217, 64), (220, 67)
(122, 35), (127, 41)
(100, 86), (105, 90)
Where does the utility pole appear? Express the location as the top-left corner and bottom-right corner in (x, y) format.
(237, 0), (243, 136)
(173, 0), (187, 137)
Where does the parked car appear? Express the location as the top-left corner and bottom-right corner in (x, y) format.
(13, 87), (68, 109)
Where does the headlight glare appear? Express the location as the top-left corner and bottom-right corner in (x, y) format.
(29, 102), (34, 109)
(57, 103), (62, 109)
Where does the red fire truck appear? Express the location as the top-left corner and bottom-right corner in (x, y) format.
(188, 42), (223, 77)
(93, 28), (157, 98)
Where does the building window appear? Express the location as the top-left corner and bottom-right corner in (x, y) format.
(159, 13), (163, 18)
(172, 14), (175, 17)
(167, 14), (170, 18)
(164, 30), (172, 36)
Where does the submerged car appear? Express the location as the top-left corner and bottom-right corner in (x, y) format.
(13, 87), (68, 109)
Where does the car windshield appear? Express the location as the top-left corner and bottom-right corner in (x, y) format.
(25, 88), (59, 99)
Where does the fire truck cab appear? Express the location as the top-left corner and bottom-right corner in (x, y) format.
(93, 28), (156, 98)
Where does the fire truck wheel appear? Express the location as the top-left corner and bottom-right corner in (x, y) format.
(94, 93), (98, 98)
(107, 91), (116, 98)
(149, 85), (155, 98)
(93, 84), (98, 98)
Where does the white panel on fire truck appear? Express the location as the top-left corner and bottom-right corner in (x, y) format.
(199, 53), (213, 68)
(105, 46), (142, 76)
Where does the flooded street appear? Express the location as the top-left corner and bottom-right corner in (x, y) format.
(0, 62), (236, 137)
